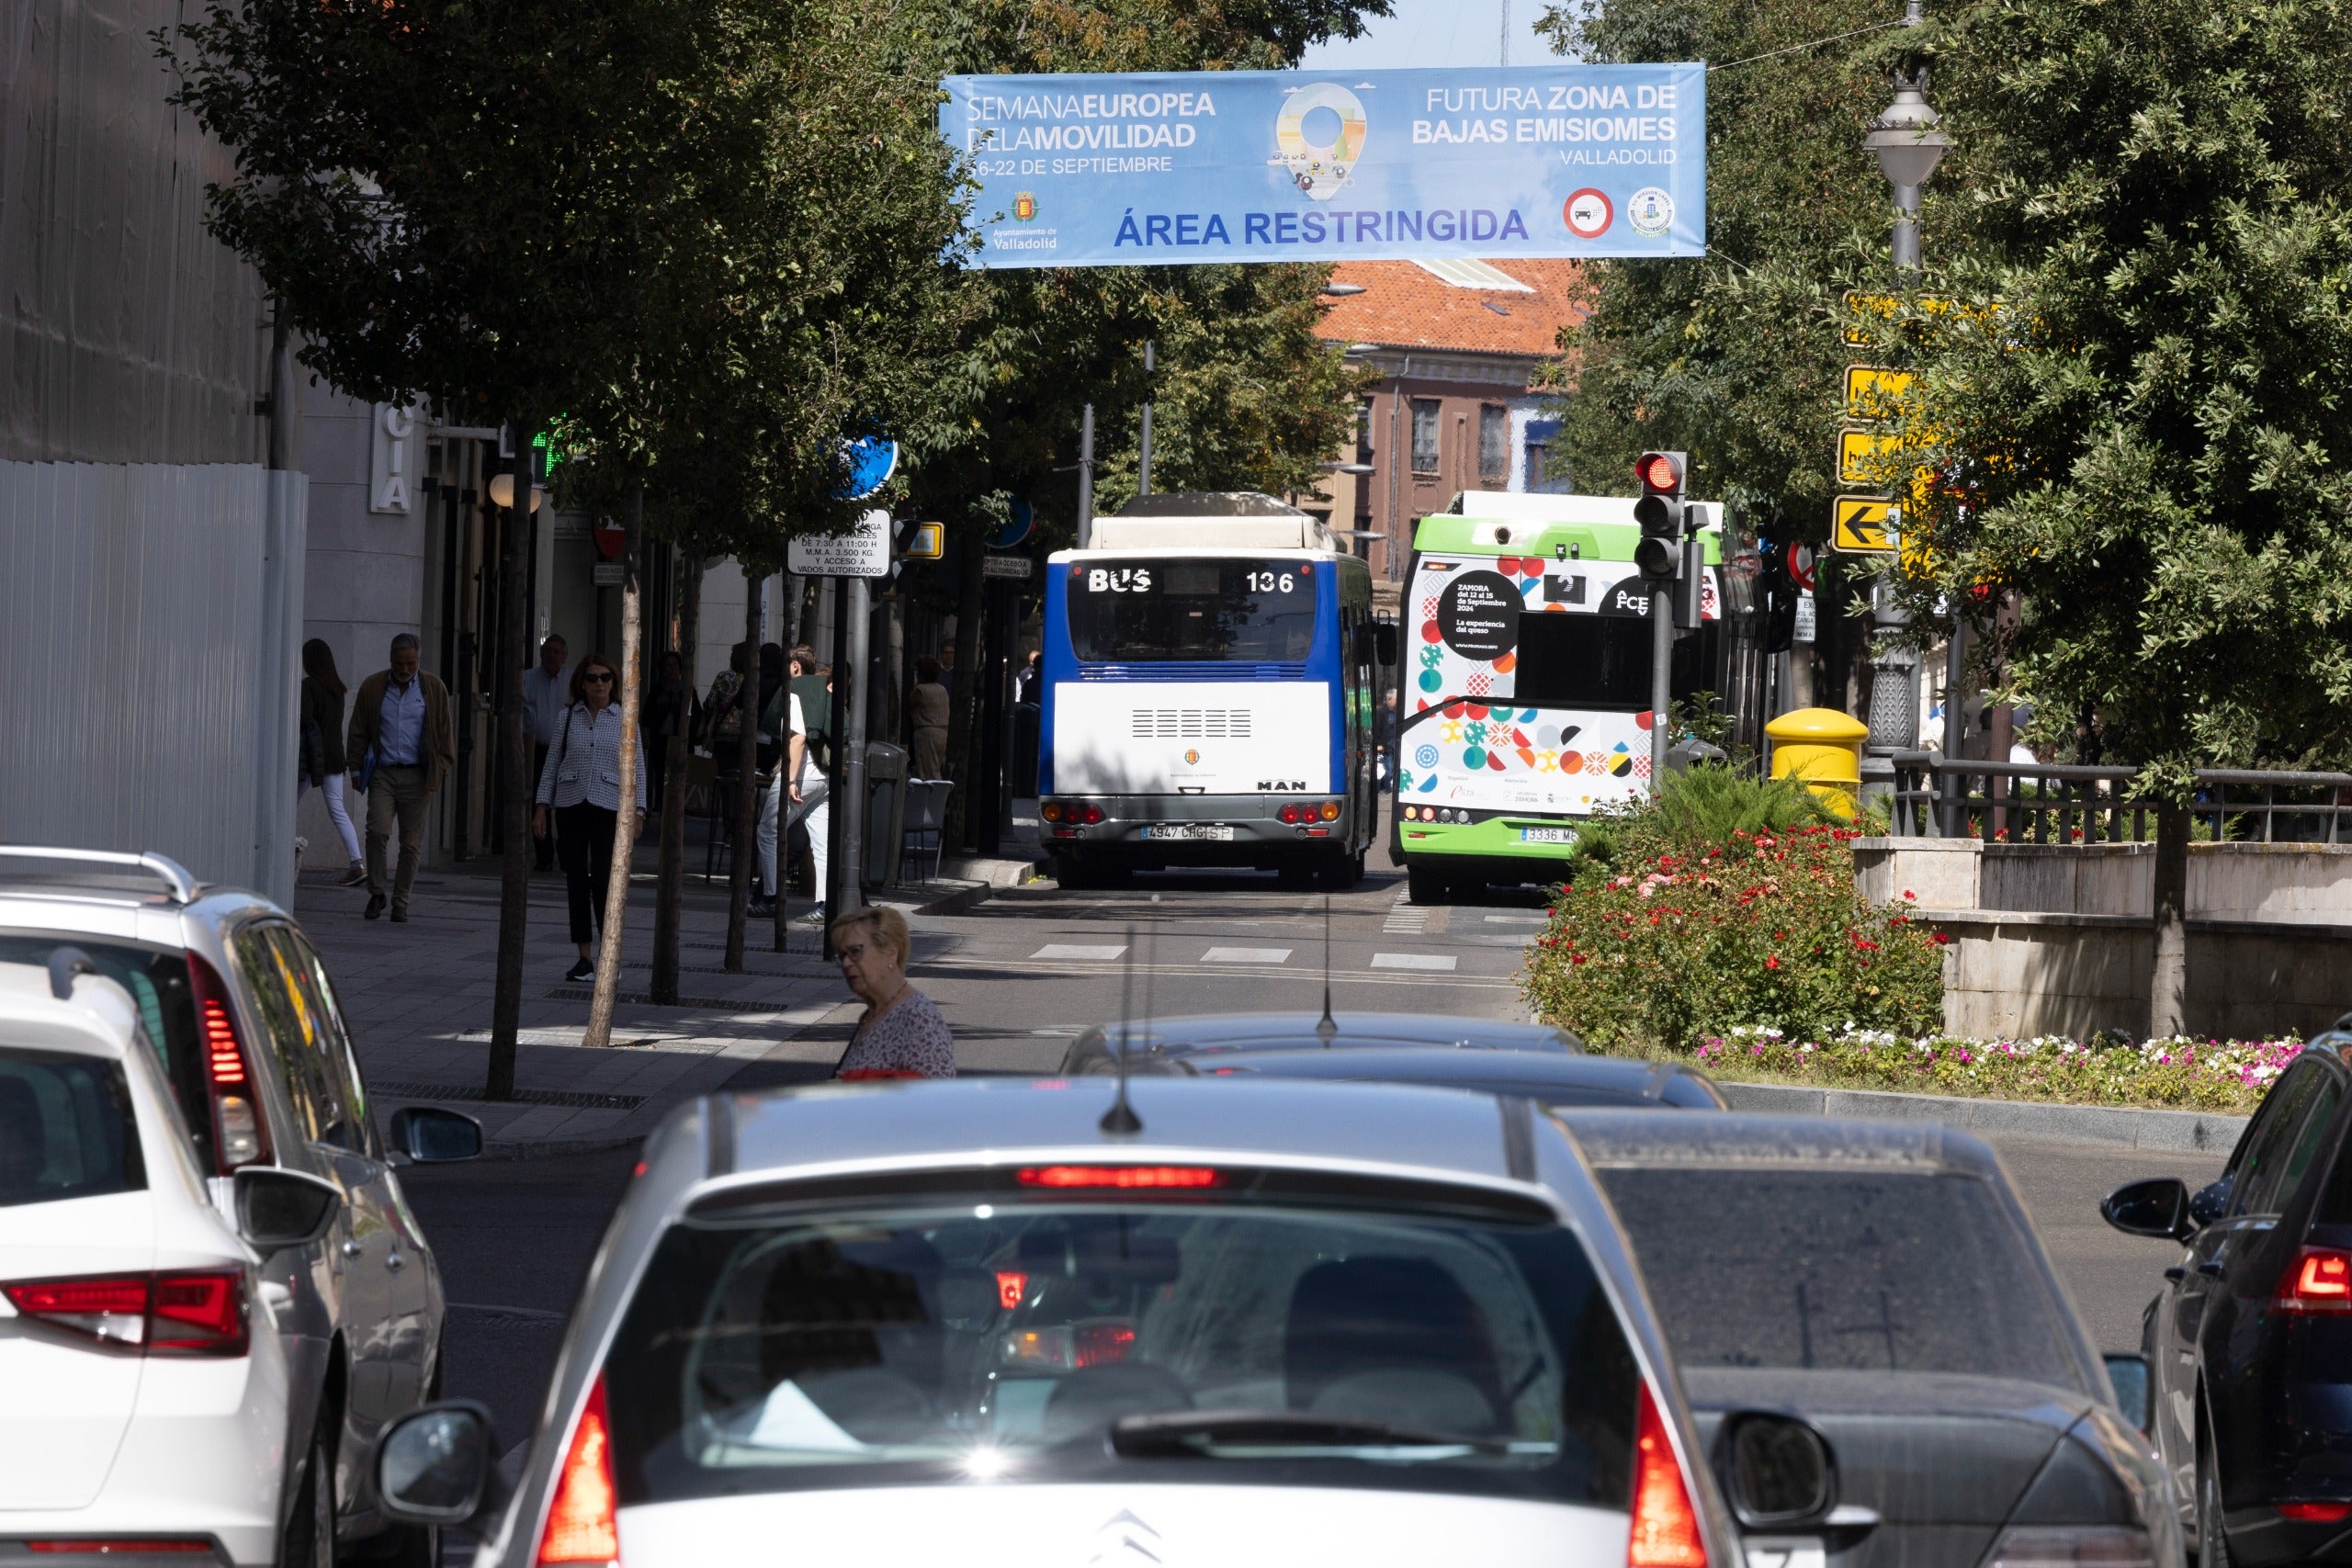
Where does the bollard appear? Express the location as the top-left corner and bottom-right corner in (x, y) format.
(1766, 707), (1871, 818)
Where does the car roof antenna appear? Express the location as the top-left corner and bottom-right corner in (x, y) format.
(1102, 921), (1142, 1134)
(1316, 892), (1337, 1043)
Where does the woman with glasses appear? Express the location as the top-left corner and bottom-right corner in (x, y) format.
(533, 655), (646, 982)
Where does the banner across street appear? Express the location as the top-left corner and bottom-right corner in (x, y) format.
(940, 64), (1706, 268)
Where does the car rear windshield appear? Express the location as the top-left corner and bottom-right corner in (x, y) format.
(0, 1048), (145, 1207)
(1065, 558), (1320, 662)
(0, 938), (208, 1170)
(1599, 1168), (2081, 1386)
(602, 1182), (1637, 1507)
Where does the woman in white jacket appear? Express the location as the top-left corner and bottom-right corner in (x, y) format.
(532, 655), (646, 981)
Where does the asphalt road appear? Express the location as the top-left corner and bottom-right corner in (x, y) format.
(401, 851), (2238, 1450)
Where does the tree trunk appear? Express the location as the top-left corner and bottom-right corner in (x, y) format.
(940, 520), (989, 851)
(2150, 798), (2190, 1039)
(583, 483), (645, 1049)
(651, 550), (701, 1005)
(723, 564), (762, 971)
(485, 421), (537, 1101)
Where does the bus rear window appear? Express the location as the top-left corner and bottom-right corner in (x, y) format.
(1514, 614), (1718, 712)
(1067, 559), (1319, 662)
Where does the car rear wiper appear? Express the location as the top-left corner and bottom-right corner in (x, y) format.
(1109, 1408), (1510, 1458)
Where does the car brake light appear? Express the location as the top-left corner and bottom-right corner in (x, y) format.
(1076, 1324), (1136, 1367)
(186, 954), (269, 1171)
(2279, 1248), (2352, 1312)
(1628, 1382), (1707, 1568)
(537, 1376), (620, 1567)
(2281, 1504), (2352, 1523)
(1017, 1165), (1225, 1190)
(995, 1270), (1028, 1310)
(5, 1272), (248, 1356)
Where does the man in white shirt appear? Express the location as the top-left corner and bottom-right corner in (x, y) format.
(522, 635), (569, 871)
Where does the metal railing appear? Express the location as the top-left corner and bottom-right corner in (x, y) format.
(1882, 753), (2352, 844)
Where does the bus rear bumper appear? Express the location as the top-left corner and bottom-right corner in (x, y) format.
(1041, 794), (1354, 865)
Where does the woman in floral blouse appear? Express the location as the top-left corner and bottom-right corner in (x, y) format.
(830, 906), (955, 1078)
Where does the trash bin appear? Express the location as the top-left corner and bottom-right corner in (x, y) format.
(1765, 707), (1869, 818)
(863, 742), (908, 890)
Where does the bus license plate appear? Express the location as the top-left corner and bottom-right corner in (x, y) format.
(1148, 824), (1235, 840)
(1520, 827), (1578, 845)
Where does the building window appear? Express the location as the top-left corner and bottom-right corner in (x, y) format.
(1410, 399), (1441, 475)
(1478, 405), (1509, 486)
(1523, 418), (1568, 493)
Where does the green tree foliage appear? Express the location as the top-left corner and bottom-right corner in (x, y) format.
(1534, 0), (1905, 529)
(1882, 0), (2352, 784)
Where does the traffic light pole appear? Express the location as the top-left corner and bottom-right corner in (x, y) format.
(1651, 581), (1673, 795)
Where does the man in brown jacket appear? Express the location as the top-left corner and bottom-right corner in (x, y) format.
(346, 633), (457, 921)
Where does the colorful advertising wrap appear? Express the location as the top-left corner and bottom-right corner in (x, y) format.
(940, 64), (1705, 268)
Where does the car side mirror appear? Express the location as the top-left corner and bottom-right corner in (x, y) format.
(2104, 1353), (2152, 1434)
(377, 1402), (503, 1529)
(233, 1167), (343, 1251)
(390, 1106), (484, 1164)
(1717, 1412), (1837, 1529)
(2101, 1177), (2195, 1241)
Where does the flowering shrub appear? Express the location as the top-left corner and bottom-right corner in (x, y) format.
(1521, 825), (1943, 1052)
(1687, 1025), (2302, 1112)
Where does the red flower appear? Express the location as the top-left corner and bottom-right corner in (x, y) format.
(1931, 931), (1952, 946)
(1765, 954), (1781, 970)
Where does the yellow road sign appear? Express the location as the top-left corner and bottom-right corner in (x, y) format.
(904, 520), (944, 560)
(1837, 426), (1896, 486)
(1832, 496), (1896, 555)
(1844, 365), (1912, 419)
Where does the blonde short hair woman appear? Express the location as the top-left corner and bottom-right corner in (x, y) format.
(830, 906), (955, 1078)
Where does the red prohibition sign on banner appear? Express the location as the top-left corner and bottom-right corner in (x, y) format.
(1564, 188), (1613, 240)
(1786, 542), (1817, 592)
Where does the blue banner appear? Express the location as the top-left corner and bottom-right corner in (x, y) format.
(941, 65), (1704, 269)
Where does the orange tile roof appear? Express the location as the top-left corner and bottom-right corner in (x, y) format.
(1315, 258), (1589, 358)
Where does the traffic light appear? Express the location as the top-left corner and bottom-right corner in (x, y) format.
(1633, 451), (1686, 581)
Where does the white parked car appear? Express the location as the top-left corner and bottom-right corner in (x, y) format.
(1, 950), (345, 1567)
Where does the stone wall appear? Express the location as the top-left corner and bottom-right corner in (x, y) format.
(1851, 839), (2352, 1040)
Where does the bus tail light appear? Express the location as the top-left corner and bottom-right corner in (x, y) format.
(1318, 800), (1340, 821)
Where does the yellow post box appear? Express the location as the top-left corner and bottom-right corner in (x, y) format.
(1765, 707), (1871, 818)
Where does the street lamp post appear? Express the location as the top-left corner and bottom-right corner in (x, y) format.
(1859, 71), (1953, 773)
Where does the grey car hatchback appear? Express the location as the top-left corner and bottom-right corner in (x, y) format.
(0, 846), (482, 1567)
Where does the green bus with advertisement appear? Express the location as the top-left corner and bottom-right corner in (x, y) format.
(1386, 492), (1764, 903)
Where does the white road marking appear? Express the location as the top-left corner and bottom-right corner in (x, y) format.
(1486, 913), (1547, 924)
(1383, 890), (1430, 933)
(1202, 946), (1292, 964)
(1032, 943), (1129, 961)
(1371, 953), (1459, 971)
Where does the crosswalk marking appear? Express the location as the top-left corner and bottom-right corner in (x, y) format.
(1032, 943), (1128, 961)
(1371, 953), (1458, 972)
(1201, 946), (1291, 964)
(1383, 891), (1430, 934)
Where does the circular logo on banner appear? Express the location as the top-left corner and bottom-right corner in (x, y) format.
(1627, 186), (1676, 239)
(1273, 82), (1368, 201)
(1437, 570), (1521, 661)
(1564, 188), (1613, 239)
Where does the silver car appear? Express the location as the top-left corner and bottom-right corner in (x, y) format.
(0, 846), (481, 1568)
(373, 1077), (1847, 1568)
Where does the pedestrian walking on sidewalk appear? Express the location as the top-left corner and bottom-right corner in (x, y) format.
(523, 634), (570, 872)
(298, 639), (365, 886)
(830, 906), (954, 1078)
(909, 656), (950, 777)
(534, 654), (646, 982)
(348, 633), (455, 922)
(753, 681), (828, 921)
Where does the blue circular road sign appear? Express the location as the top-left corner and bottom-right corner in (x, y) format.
(838, 436), (899, 501)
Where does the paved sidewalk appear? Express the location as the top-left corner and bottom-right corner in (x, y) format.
(297, 846), (1000, 1155)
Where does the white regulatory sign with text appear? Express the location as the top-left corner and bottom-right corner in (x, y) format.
(786, 510), (890, 578)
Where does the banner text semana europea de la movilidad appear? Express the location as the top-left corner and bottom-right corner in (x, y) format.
(939, 65), (1705, 269)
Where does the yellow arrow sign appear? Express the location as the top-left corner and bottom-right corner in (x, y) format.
(1844, 365), (1912, 419)
(1832, 496), (1897, 555)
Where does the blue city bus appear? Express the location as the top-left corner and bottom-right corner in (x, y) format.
(1037, 492), (1396, 887)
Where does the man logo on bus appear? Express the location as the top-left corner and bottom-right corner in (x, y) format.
(1259, 780), (1307, 791)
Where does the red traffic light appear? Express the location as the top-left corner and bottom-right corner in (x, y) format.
(1636, 452), (1684, 494)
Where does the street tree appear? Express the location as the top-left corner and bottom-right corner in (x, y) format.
(1878, 0), (2352, 1034)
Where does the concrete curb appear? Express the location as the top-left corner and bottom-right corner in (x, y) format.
(1719, 1079), (2249, 1153)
